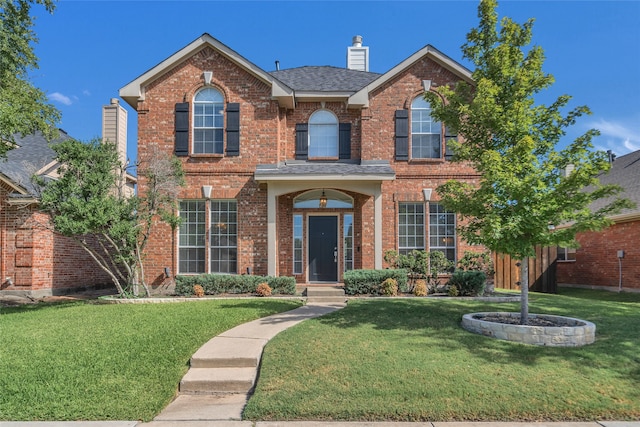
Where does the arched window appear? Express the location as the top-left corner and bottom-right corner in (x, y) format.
(411, 96), (442, 159)
(308, 110), (338, 158)
(193, 88), (224, 154)
(294, 189), (353, 209)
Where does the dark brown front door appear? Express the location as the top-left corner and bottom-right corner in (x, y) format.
(308, 216), (338, 282)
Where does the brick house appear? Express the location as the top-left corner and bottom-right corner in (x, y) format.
(120, 34), (481, 288)
(557, 150), (640, 292)
(0, 101), (134, 297)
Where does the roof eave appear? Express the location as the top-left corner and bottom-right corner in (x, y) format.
(255, 173), (395, 184)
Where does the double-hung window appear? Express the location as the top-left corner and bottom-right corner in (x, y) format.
(429, 203), (456, 263)
(398, 202), (425, 255)
(193, 88), (224, 154)
(178, 199), (238, 274)
(557, 246), (576, 262)
(411, 96), (442, 159)
(308, 110), (338, 158)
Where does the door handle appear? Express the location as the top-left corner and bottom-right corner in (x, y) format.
(334, 247), (338, 263)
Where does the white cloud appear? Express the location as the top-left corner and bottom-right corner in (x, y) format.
(49, 92), (73, 106)
(586, 117), (640, 156)
(83, 90), (91, 97)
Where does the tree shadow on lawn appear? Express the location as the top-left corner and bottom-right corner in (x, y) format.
(313, 298), (640, 382)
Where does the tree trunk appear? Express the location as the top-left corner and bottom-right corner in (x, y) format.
(520, 257), (529, 325)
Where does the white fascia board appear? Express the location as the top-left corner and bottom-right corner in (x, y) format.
(255, 173), (395, 183)
(348, 44), (474, 108)
(119, 33), (292, 109)
(0, 174), (27, 195)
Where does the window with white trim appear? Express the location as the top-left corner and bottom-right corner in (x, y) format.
(293, 214), (303, 274)
(429, 203), (456, 263)
(344, 214), (354, 272)
(411, 96), (442, 159)
(309, 110), (338, 158)
(210, 200), (237, 273)
(193, 88), (224, 154)
(398, 202), (425, 255)
(178, 201), (206, 274)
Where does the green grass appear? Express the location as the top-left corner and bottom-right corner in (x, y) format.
(0, 299), (301, 421)
(244, 288), (640, 422)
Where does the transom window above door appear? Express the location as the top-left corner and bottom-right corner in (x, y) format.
(308, 110), (339, 158)
(193, 88), (224, 154)
(294, 189), (353, 209)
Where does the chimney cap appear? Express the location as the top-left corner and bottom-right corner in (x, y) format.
(352, 35), (363, 47)
(110, 98), (119, 105)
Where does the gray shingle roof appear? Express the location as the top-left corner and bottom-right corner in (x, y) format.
(590, 149), (640, 216)
(0, 130), (70, 195)
(270, 66), (381, 92)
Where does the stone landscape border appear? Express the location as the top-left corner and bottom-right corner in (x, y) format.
(461, 312), (596, 346)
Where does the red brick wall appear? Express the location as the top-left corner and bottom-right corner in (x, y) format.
(135, 44), (481, 284)
(557, 220), (640, 291)
(0, 191), (113, 295)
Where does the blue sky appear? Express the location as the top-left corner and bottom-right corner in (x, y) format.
(30, 0), (640, 164)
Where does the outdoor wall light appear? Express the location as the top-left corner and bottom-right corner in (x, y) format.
(319, 190), (327, 208)
(164, 267), (171, 278)
(202, 185), (212, 199)
(203, 71), (213, 85)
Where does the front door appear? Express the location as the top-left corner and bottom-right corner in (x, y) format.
(308, 216), (338, 282)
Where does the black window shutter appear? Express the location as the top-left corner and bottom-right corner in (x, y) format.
(339, 123), (351, 159)
(395, 109), (409, 161)
(444, 126), (457, 160)
(295, 123), (308, 160)
(226, 103), (240, 156)
(174, 102), (189, 157)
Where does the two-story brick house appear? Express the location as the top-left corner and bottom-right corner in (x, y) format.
(120, 34), (480, 288)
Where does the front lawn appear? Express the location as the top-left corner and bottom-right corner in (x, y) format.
(0, 298), (301, 421)
(244, 288), (640, 421)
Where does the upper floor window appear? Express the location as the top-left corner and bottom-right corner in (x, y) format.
(411, 97), (442, 159)
(193, 88), (224, 154)
(308, 110), (338, 158)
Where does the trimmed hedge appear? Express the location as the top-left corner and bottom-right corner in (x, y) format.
(174, 274), (296, 296)
(343, 269), (408, 295)
(446, 270), (486, 296)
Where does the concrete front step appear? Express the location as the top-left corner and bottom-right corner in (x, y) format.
(190, 337), (267, 368)
(179, 368), (257, 394)
(305, 287), (345, 297)
(305, 287), (346, 303)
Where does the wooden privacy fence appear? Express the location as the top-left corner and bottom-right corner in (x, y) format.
(493, 246), (557, 293)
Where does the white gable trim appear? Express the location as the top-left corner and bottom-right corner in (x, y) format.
(348, 44), (473, 108)
(119, 33), (294, 109)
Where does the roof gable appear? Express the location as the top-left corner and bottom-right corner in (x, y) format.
(349, 44), (473, 108)
(120, 33), (294, 109)
(590, 150), (640, 221)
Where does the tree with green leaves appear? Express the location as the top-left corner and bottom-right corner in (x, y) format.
(37, 139), (184, 297)
(426, 0), (634, 323)
(0, 0), (61, 155)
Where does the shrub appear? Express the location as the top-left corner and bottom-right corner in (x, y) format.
(343, 269), (408, 295)
(446, 270), (486, 296)
(174, 274), (296, 296)
(256, 282), (272, 297)
(380, 278), (398, 296)
(448, 285), (460, 297)
(193, 284), (204, 298)
(457, 250), (495, 277)
(414, 279), (427, 297)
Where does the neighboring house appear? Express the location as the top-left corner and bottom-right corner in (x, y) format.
(557, 150), (640, 292)
(119, 34), (482, 289)
(0, 101), (134, 297)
